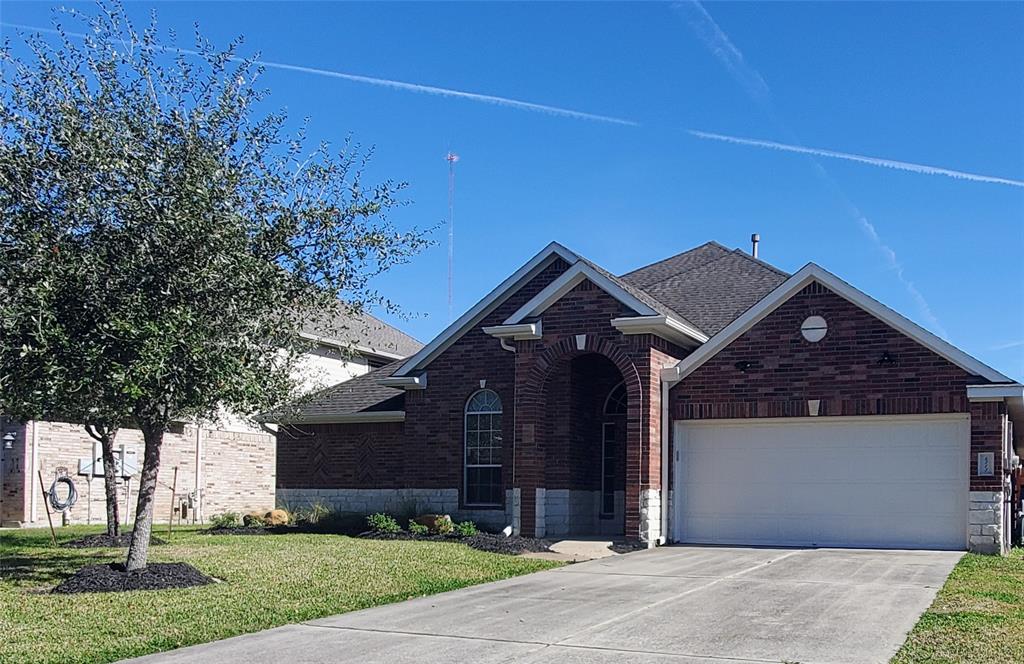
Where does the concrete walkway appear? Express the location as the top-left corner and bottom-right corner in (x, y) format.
(126, 546), (961, 664)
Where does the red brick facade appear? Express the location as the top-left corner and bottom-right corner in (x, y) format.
(277, 421), (405, 489)
(275, 270), (1012, 551)
(669, 282), (1003, 491)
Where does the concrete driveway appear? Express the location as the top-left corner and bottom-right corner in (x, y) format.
(128, 546), (962, 664)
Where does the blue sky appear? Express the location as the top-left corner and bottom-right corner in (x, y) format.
(3, 2), (1022, 378)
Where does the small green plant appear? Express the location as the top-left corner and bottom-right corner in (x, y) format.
(210, 512), (240, 529)
(366, 512), (401, 534)
(408, 521), (429, 536)
(305, 501), (332, 524)
(454, 520), (478, 538)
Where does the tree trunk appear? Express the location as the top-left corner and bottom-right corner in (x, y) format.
(99, 432), (121, 537)
(125, 423), (164, 571)
(85, 424), (121, 538)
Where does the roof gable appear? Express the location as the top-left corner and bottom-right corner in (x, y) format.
(664, 263), (1012, 385)
(391, 242), (578, 377)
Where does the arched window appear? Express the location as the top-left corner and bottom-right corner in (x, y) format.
(604, 382), (627, 415)
(465, 389), (503, 506)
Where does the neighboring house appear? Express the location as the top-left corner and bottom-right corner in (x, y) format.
(276, 240), (1022, 554)
(0, 310), (421, 528)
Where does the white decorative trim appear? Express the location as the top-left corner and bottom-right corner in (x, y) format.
(665, 263), (1013, 386)
(575, 334), (587, 350)
(392, 242), (578, 377)
(281, 411), (405, 424)
(379, 373), (427, 390)
(481, 322), (542, 340)
(504, 262), (659, 323)
(611, 315), (708, 347)
(967, 384), (1024, 402)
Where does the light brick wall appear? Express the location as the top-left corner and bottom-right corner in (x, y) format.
(5, 420), (275, 527)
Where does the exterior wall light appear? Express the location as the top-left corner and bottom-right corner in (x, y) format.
(2, 431), (15, 450)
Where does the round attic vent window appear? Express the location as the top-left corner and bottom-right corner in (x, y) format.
(801, 315), (828, 342)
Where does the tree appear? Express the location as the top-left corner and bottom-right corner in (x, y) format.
(0, 3), (429, 569)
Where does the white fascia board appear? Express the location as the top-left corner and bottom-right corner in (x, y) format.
(298, 332), (407, 361)
(392, 242), (578, 377)
(481, 322), (542, 340)
(504, 262), (659, 324)
(611, 315), (708, 347)
(379, 373), (427, 390)
(967, 384), (1024, 402)
(283, 411), (406, 424)
(667, 263), (1013, 386)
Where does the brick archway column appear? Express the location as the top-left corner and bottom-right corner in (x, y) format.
(513, 336), (644, 539)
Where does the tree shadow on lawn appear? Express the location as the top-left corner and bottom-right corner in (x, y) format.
(1, 550), (115, 586)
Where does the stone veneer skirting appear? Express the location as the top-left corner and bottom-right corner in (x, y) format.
(968, 490), (1006, 555)
(276, 488), (514, 531)
(534, 489), (625, 538)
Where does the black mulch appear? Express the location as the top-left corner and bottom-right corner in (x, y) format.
(609, 541), (647, 554)
(361, 531), (552, 555)
(52, 562), (214, 594)
(203, 526), (274, 536)
(61, 533), (167, 549)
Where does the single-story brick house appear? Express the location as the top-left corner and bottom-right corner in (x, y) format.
(0, 311), (422, 528)
(276, 241), (1022, 554)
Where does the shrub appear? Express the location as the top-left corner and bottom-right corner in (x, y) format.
(366, 512), (401, 534)
(243, 511), (267, 527)
(305, 501), (332, 525)
(413, 514), (453, 535)
(210, 512), (240, 529)
(454, 520), (478, 538)
(408, 522), (429, 536)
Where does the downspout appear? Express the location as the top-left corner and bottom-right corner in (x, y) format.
(497, 337), (517, 533)
(659, 376), (670, 545)
(29, 421), (39, 523)
(194, 426), (204, 524)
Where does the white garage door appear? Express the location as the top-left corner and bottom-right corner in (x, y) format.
(672, 415), (969, 550)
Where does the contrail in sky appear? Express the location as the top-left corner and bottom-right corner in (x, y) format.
(674, 1), (992, 339)
(689, 129), (1024, 189)
(0, 21), (639, 127)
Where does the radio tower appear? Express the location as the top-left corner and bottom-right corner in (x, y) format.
(446, 152), (459, 322)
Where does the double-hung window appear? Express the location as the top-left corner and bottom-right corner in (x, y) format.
(465, 389), (503, 506)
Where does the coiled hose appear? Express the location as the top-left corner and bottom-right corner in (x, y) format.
(48, 476), (78, 511)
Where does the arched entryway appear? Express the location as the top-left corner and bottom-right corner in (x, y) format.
(540, 352), (628, 536)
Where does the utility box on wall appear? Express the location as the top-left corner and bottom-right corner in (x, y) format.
(77, 442), (139, 478)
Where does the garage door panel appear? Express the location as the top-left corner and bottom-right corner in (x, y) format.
(673, 416), (969, 550)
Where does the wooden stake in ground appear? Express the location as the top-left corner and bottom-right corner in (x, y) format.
(167, 466), (178, 538)
(37, 470), (57, 547)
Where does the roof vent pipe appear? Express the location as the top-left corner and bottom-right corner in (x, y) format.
(750, 233), (760, 258)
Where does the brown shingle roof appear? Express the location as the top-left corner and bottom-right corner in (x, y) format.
(620, 242), (789, 335)
(301, 309), (423, 358)
(285, 361), (406, 421)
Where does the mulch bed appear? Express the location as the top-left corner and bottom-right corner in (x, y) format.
(52, 562), (214, 594)
(61, 533), (167, 549)
(361, 530), (552, 555)
(609, 541), (647, 554)
(203, 526), (275, 536)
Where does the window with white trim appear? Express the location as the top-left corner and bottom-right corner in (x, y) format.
(465, 389), (503, 506)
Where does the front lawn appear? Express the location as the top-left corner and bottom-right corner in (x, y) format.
(892, 547), (1024, 663)
(0, 525), (560, 664)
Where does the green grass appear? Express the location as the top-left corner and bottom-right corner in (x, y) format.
(0, 525), (561, 664)
(892, 547), (1024, 663)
